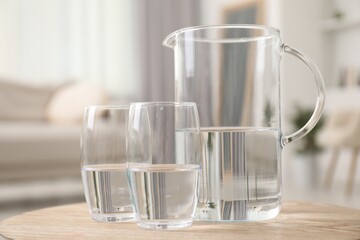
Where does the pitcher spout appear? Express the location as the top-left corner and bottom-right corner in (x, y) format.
(162, 32), (177, 48)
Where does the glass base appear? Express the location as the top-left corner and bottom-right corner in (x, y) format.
(137, 219), (193, 230)
(195, 198), (281, 222)
(91, 212), (134, 222)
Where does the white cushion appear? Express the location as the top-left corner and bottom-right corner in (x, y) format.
(46, 82), (109, 124)
(0, 80), (57, 121)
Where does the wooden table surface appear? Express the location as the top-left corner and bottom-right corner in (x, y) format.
(0, 201), (359, 240)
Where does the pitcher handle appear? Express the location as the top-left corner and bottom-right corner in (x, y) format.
(281, 43), (326, 147)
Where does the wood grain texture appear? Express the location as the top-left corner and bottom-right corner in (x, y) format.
(0, 201), (360, 240)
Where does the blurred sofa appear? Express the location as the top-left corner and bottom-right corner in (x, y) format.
(0, 80), (108, 183)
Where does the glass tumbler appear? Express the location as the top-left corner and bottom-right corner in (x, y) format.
(81, 105), (134, 222)
(127, 102), (201, 230)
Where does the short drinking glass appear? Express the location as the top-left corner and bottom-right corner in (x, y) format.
(81, 105), (134, 222)
(127, 102), (201, 230)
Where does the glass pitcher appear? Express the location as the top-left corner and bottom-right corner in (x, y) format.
(163, 25), (325, 221)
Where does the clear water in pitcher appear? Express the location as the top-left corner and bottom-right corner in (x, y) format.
(196, 127), (281, 221)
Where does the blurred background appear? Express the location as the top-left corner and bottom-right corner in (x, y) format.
(1, 0), (360, 220)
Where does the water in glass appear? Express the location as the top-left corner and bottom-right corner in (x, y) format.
(82, 163), (134, 222)
(127, 164), (200, 229)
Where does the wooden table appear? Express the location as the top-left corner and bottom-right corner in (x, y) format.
(0, 202), (359, 240)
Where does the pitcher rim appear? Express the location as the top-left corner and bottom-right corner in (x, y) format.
(129, 101), (197, 107)
(163, 24), (280, 47)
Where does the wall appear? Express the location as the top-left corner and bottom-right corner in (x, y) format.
(0, 0), (140, 99)
(280, 0), (327, 118)
(279, 0), (328, 185)
(200, 0), (282, 28)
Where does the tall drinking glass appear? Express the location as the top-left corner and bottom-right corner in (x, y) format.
(81, 105), (134, 222)
(127, 102), (201, 230)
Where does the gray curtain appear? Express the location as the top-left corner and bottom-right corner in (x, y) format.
(137, 0), (200, 101)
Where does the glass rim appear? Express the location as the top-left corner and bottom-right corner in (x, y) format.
(130, 101), (197, 107)
(163, 24), (280, 46)
(84, 105), (130, 111)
